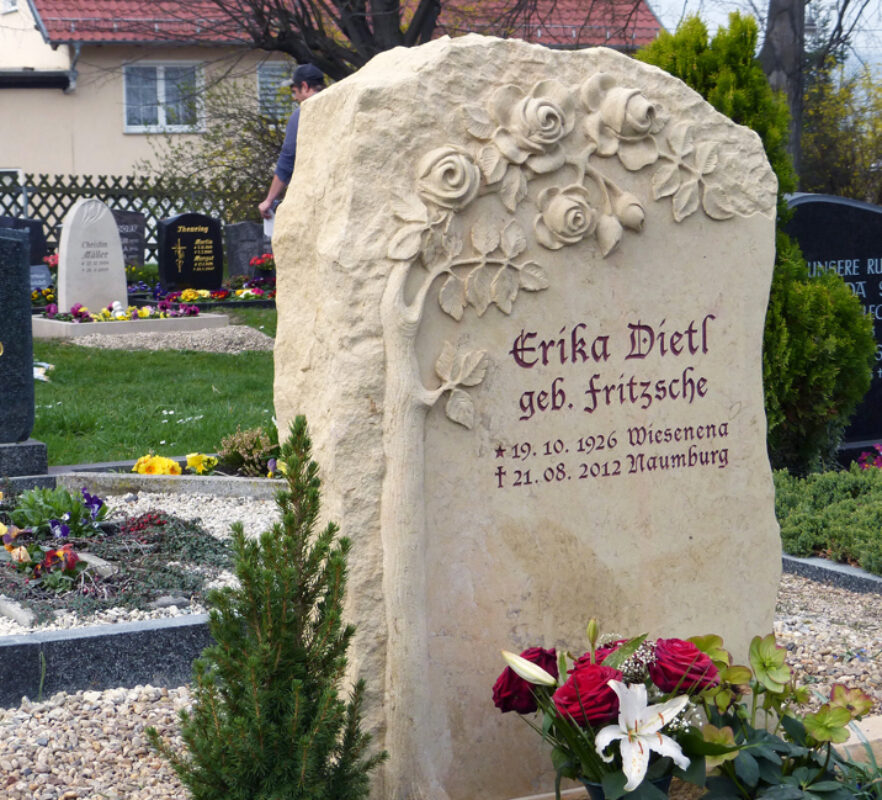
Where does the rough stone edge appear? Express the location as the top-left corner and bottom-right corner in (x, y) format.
(56, 471), (286, 499)
(782, 554), (882, 595)
(0, 614), (210, 708)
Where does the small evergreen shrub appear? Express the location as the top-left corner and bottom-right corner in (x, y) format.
(148, 416), (386, 800)
(774, 465), (882, 575)
(216, 424), (279, 477)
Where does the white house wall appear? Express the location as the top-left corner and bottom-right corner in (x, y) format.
(1, 45), (290, 176)
(0, 2), (70, 70)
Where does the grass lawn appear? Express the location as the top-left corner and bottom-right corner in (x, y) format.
(32, 309), (276, 466)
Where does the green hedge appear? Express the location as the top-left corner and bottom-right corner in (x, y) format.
(774, 465), (882, 576)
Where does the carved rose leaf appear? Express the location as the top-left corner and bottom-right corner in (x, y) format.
(435, 340), (457, 382)
(500, 221), (527, 259)
(702, 184), (736, 220)
(694, 141), (719, 175)
(618, 138), (659, 172)
(667, 122), (695, 158)
(391, 195), (428, 225)
(519, 262), (550, 291)
(491, 266), (519, 314)
(478, 145), (507, 184)
(596, 214), (623, 257)
(500, 166), (528, 213)
(388, 223), (426, 261)
(439, 274), (466, 320)
(456, 350), (488, 387)
(445, 388), (475, 429)
(463, 105), (495, 140)
(672, 179), (700, 222)
(471, 216), (500, 255)
(442, 232), (464, 259)
(651, 161), (681, 200)
(466, 265), (493, 316)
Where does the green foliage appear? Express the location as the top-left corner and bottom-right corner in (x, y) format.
(802, 60), (882, 204)
(217, 424), (280, 477)
(10, 486), (107, 538)
(147, 417), (386, 800)
(764, 233), (874, 473)
(638, 15), (875, 473)
(636, 13), (796, 217)
(774, 465), (882, 575)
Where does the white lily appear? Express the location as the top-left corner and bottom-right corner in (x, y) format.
(594, 680), (690, 791)
(500, 650), (558, 686)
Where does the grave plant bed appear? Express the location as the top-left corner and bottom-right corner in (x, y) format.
(0, 511), (231, 627)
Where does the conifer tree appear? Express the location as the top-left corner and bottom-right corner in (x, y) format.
(148, 416), (386, 800)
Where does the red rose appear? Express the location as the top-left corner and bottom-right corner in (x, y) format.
(492, 647), (558, 714)
(553, 663), (622, 726)
(649, 638), (719, 693)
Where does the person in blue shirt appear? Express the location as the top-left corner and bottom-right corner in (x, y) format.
(258, 64), (326, 219)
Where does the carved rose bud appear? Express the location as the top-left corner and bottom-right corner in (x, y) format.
(614, 191), (644, 231)
(491, 80), (575, 174)
(416, 147), (481, 210)
(534, 184), (597, 250)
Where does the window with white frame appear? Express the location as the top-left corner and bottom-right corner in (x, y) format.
(123, 63), (203, 133)
(257, 63), (293, 121)
(1, 0), (19, 14)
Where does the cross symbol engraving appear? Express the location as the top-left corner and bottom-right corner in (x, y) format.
(173, 240), (186, 273)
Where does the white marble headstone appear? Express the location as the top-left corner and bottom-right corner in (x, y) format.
(57, 198), (127, 313)
(274, 35), (781, 800)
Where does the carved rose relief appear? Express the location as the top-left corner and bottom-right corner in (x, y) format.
(534, 185), (596, 250)
(417, 147), (482, 210)
(386, 71), (741, 427)
(489, 80), (575, 174)
(582, 74), (667, 171)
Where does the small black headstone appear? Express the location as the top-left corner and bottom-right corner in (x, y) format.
(157, 213), (224, 291)
(0, 215), (48, 265)
(225, 221), (271, 277)
(112, 209), (147, 269)
(30, 264), (53, 292)
(785, 193), (882, 454)
(0, 229), (36, 443)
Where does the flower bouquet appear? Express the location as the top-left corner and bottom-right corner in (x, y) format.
(494, 621), (874, 799)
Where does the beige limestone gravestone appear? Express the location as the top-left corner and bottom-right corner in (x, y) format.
(274, 34), (780, 800)
(57, 198), (127, 313)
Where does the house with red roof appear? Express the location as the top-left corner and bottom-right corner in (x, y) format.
(1, 0), (662, 177)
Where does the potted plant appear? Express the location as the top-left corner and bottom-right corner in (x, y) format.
(493, 621), (874, 799)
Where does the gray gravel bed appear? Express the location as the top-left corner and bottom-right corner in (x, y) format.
(0, 570), (878, 799)
(70, 325), (274, 354)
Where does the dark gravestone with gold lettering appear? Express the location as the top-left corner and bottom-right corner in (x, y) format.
(0, 229), (48, 482)
(112, 209), (147, 269)
(157, 213), (224, 291)
(0, 215), (48, 265)
(785, 194), (882, 460)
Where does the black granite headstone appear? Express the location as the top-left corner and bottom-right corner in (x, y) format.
(0, 215), (48, 265)
(785, 193), (882, 453)
(225, 221), (271, 277)
(0, 229), (35, 443)
(157, 212), (224, 291)
(29, 264), (53, 292)
(111, 209), (147, 269)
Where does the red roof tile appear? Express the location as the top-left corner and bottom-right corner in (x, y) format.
(437, 0), (663, 50)
(28, 0), (661, 50)
(28, 0), (242, 45)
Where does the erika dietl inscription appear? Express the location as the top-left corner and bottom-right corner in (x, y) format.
(493, 312), (728, 489)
